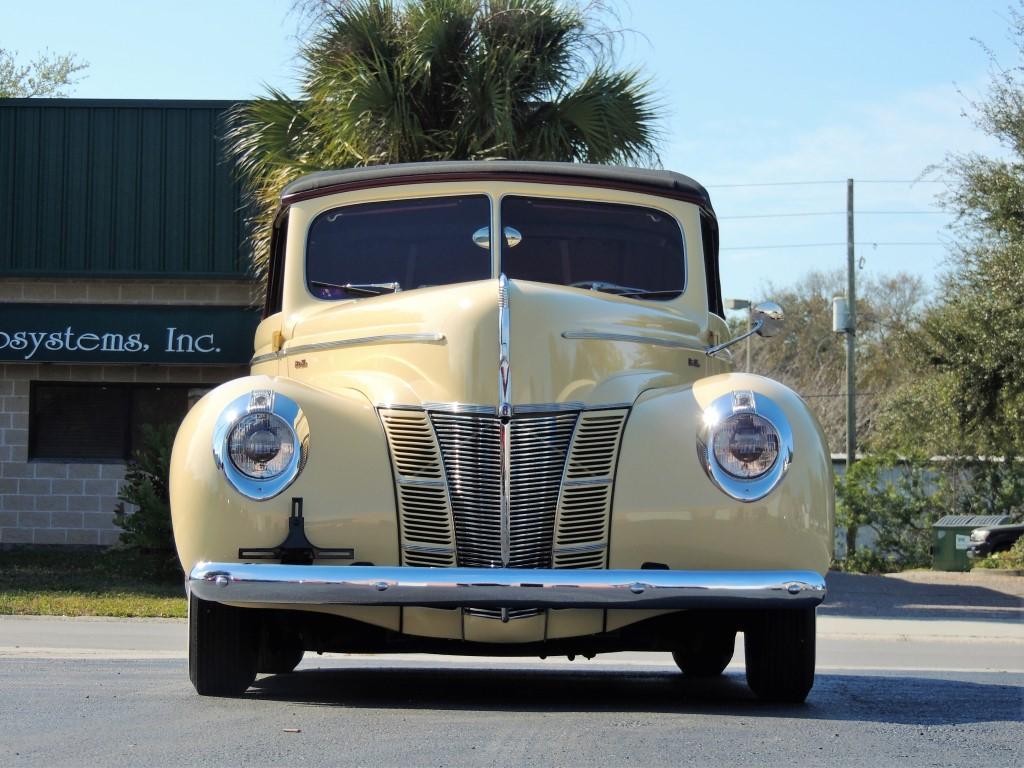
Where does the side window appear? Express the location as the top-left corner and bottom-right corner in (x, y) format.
(264, 211), (288, 317)
(700, 211), (724, 317)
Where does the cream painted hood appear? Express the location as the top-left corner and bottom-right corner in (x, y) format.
(264, 278), (717, 409)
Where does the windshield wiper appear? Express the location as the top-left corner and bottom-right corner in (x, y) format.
(571, 280), (681, 299)
(310, 281), (402, 296)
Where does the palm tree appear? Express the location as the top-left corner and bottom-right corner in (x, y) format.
(227, 0), (662, 278)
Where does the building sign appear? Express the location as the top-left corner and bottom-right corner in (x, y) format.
(0, 304), (261, 364)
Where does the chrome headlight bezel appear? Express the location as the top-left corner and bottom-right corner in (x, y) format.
(212, 390), (308, 500)
(697, 390), (793, 502)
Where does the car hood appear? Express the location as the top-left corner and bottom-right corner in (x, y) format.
(275, 278), (712, 409)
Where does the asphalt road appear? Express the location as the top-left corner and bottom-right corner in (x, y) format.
(1, 572), (1022, 768)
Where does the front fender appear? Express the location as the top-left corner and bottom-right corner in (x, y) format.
(170, 375), (398, 574)
(610, 374), (834, 574)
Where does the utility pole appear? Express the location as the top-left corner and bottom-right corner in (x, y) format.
(846, 179), (857, 470)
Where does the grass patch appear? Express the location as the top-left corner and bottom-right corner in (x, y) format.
(0, 548), (186, 618)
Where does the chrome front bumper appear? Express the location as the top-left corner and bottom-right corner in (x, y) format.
(189, 563), (826, 610)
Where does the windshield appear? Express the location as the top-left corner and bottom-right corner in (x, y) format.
(499, 196), (685, 299)
(306, 195), (491, 300)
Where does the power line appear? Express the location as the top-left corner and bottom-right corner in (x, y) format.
(800, 393), (879, 399)
(707, 179), (950, 188)
(718, 210), (948, 220)
(720, 241), (944, 251)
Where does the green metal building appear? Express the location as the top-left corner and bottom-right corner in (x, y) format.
(0, 98), (260, 547)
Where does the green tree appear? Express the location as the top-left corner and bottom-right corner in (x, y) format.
(0, 48), (87, 97)
(877, 6), (1024, 458)
(871, 4), (1024, 528)
(835, 452), (945, 572)
(739, 269), (925, 453)
(113, 424), (176, 555)
(228, 0), (661, 279)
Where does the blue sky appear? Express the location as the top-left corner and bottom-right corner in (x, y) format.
(5, 1), (1018, 304)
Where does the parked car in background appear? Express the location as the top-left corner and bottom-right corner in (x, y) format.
(171, 162), (835, 702)
(969, 523), (1024, 559)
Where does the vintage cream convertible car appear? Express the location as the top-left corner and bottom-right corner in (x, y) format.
(171, 161), (833, 701)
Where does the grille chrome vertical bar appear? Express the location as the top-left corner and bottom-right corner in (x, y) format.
(498, 274), (511, 419)
(498, 274), (512, 567)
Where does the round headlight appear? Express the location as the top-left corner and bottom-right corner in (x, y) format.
(227, 412), (295, 479)
(213, 390), (308, 500)
(712, 412), (780, 479)
(697, 391), (793, 502)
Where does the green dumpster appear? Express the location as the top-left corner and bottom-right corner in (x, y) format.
(932, 515), (1011, 571)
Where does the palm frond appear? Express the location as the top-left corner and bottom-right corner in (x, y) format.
(228, 0), (663, 280)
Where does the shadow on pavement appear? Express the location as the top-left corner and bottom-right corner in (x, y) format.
(248, 665), (1023, 725)
(822, 571), (1024, 622)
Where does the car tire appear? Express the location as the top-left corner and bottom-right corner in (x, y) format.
(744, 608), (816, 703)
(188, 592), (258, 696)
(257, 631), (305, 674)
(672, 630), (736, 677)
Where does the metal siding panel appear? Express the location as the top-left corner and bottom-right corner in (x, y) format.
(137, 108), (165, 273)
(12, 107), (40, 270)
(212, 109), (237, 275)
(0, 109), (15, 270)
(113, 108), (141, 271)
(0, 100), (250, 277)
(38, 108), (68, 271)
(189, 108), (213, 273)
(87, 108), (116, 272)
(162, 108), (187, 274)
(63, 107), (92, 272)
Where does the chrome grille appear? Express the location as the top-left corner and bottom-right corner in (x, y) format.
(508, 413), (577, 567)
(430, 412), (503, 567)
(379, 409), (456, 567)
(379, 404), (628, 615)
(554, 410), (629, 569)
(430, 411), (576, 568)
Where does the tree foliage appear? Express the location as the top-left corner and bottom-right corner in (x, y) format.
(834, 452), (945, 572)
(877, 5), (1024, 459)
(741, 269), (925, 453)
(0, 48), (87, 98)
(227, 0), (662, 279)
(113, 424), (176, 555)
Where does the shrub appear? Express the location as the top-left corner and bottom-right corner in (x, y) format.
(835, 452), (945, 572)
(972, 536), (1024, 570)
(112, 424), (179, 577)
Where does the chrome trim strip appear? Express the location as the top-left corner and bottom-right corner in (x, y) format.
(190, 563), (827, 610)
(422, 402), (498, 415)
(497, 274), (512, 566)
(562, 476), (612, 487)
(251, 333), (446, 364)
(381, 402), (631, 414)
(552, 542), (607, 554)
(561, 330), (705, 352)
(513, 402), (585, 414)
(394, 477), (446, 488)
(498, 275), (512, 420)
(402, 544), (456, 555)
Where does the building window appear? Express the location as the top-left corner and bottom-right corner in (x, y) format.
(28, 382), (201, 462)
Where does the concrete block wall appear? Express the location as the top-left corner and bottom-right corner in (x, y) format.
(0, 277), (255, 546)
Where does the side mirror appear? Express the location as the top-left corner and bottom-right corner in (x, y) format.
(752, 302), (784, 338)
(705, 300), (785, 357)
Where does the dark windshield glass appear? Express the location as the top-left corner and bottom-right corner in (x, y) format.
(306, 195), (491, 299)
(500, 197), (685, 299)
